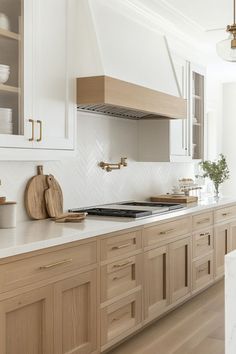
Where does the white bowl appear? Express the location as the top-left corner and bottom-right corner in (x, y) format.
(0, 13), (10, 31)
(0, 70), (10, 84)
(0, 64), (10, 70)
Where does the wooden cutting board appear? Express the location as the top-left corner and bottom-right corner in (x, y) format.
(25, 165), (49, 220)
(151, 195), (198, 204)
(45, 175), (63, 218)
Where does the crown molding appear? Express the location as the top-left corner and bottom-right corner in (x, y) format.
(152, 0), (206, 32)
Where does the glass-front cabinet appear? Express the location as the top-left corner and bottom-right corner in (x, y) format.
(191, 64), (205, 160)
(0, 0), (29, 148)
(0, 0), (75, 152)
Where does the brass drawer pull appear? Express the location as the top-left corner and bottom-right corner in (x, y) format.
(200, 232), (210, 237)
(112, 274), (127, 282)
(197, 218), (210, 224)
(113, 261), (133, 269)
(112, 243), (131, 250)
(198, 267), (208, 273)
(28, 119), (35, 141)
(39, 258), (72, 270)
(196, 242), (208, 246)
(160, 228), (175, 235)
(36, 120), (43, 142)
(111, 312), (130, 323)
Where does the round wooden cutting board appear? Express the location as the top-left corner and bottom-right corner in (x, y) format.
(24, 166), (49, 220)
(24, 166), (63, 220)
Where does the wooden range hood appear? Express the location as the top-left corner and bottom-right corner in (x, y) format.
(77, 76), (187, 120)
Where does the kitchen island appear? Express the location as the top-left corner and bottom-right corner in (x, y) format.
(225, 249), (236, 354)
(0, 197), (235, 354)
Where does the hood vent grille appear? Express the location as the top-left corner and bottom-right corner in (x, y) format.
(77, 104), (167, 120)
(77, 76), (187, 120)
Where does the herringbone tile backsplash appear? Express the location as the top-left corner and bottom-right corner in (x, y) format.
(0, 112), (194, 221)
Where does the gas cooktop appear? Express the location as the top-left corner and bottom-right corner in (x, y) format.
(69, 201), (185, 219)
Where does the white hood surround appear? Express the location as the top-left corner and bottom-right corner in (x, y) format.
(76, 0), (187, 120)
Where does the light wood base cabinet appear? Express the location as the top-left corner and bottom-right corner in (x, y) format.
(0, 286), (54, 354)
(101, 291), (142, 351)
(0, 204), (236, 353)
(215, 224), (230, 278)
(192, 253), (214, 292)
(144, 245), (169, 321)
(170, 237), (191, 303)
(230, 220), (236, 251)
(54, 270), (97, 354)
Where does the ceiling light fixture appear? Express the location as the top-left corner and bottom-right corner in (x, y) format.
(216, 0), (236, 61)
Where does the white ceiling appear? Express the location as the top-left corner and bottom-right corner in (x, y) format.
(154, 0), (233, 31)
(133, 0), (234, 43)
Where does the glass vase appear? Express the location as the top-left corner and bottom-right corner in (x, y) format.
(214, 183), (220, 200)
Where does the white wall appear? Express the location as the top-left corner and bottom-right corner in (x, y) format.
(0, 112), (195, 222)
(222, 82), (236, 196)
(206, 62), (236, 196)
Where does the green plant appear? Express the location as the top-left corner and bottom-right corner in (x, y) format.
(198, 154), (230, 197)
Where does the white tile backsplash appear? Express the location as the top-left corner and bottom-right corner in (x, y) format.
(0, 112), (195, 221)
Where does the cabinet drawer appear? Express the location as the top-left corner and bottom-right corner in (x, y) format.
(214, 205), (236, 224)
(192, 212), (213, 231)
(192, 254), (214, 291)
(0, 242), (97, 293)
(101, 255), (142, 303)
(101, 291), (142, 347)
(193, 228), (214, 259)
(143, 217), (191, 248)
(101, 230), (142, 261)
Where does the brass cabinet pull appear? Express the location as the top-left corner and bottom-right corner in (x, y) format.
(197, 218), (210, 224)
(113, 261), (133, 269)
(198, 266), (208, 273)
(28, 119), (35, 141)
(112, 243), (131, 250)
(222, 212), (230, 217)
(39, 258), (72, 270)
(200, 232), (210, 237)
(160, 228), (175, 235)
(36, 120), (43, 142)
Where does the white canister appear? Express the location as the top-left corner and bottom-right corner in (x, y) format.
(0, 202), (17, 228)
(0, 13), (10, 31)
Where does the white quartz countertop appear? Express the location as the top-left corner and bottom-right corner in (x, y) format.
(0, 197), (235, 259)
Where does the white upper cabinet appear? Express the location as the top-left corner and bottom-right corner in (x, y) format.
(32, 0), (75, 150)
(0, 0), (75, 153)
(138, 53), (206, 162)
(170, 53), (190, 158)
(138, 53), (191, 162)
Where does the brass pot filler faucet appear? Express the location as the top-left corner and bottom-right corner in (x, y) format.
(99, 157), (128, 172)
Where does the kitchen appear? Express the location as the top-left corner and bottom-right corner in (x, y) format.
(0, 0), (236, 353)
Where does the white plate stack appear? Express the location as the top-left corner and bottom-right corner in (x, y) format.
(0, 108), (13, 134)
(0, 64), (10, 84)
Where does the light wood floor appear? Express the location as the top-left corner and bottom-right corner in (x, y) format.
(109, 280), (224, 354)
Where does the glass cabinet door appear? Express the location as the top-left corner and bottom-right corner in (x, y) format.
(0, 0), (22, 134)
(191, 68), (205, 160)
(0, 0), (32, 148)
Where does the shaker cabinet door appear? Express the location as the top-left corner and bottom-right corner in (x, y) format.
(215, 224), (230, 278)
(32, 0), (75, 150)
(0, 286), (54, 354)
(170, 53), (189, 157)
(169, 237), (191, 303)
(54, 270), (98, 354)
(144, 245), (169, 322)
